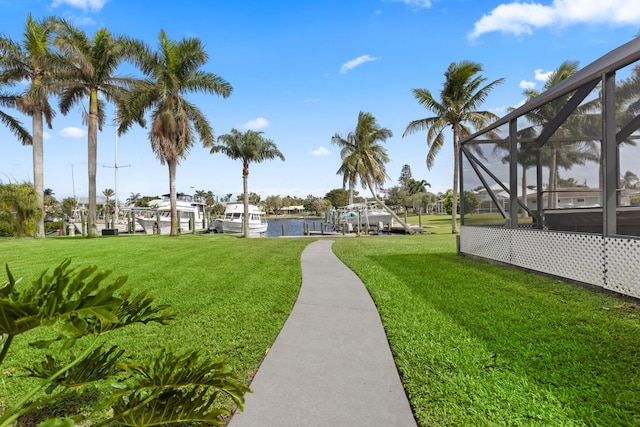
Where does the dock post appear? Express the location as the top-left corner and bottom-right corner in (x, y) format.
(281, 223), (285, 236)
(419, 210), (422, 229)
(81, 212), (86, 236)
(155, 211), (161, 234)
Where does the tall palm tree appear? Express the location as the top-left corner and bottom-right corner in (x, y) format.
(211, 129), (284, 238)
(332, 111), (414, 234)
(53, 19), (138, 237)
(404, 61), (504, 233)
(0, 14), (58, 238)
(0, 93), (31, 144)
(522, 61), (599, 209)
(118, 30), (232, 236)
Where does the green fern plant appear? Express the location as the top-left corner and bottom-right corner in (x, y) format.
(0, 260), (249, 427)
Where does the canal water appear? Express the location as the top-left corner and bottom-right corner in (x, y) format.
(266, 218), (326, 237)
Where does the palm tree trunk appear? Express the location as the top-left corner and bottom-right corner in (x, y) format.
(168, 159), (178, 236)
(32, 110), (45, 238)
(451, 127), (460, 234)
(87, 90), (99, 238)
(365, 177), (415, 234)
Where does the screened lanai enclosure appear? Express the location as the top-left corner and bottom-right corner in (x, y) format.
(459, 36), (640, 300)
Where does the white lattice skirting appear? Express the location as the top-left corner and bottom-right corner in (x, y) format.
(460, 226), (640, 300)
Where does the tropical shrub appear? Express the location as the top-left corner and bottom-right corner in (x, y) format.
(0, 182), (43, 237)
(44, 220), (62, 235)
(0, 260), (249, 427)
(443, 190), (480, 215)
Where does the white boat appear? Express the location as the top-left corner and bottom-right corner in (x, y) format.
(213, 203), (268, 236)
(338, 202), (393, 231)
(136, 193), (208, 235)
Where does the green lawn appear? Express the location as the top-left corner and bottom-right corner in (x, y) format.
(0, 234), (310, 413)
(2, 227), (639, 426)
(332, 234), (640, 426)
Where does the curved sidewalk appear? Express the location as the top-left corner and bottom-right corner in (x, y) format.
(229, 239), (417, 427)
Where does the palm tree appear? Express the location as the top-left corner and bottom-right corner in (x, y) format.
(194, 189), (207, 203)
(403, 61), (504, 233)
(118, 30), (232, 236)
(102, 187), (114, 217)
(103, 188), (114, 203)
(0, 14), (59, 238)
(621, 171), (639, 189)
(522, 61), (599, 209)
(408, 178), (430, 195)
(332, 111), (414, 234)
(211, 129), (284, 237)
(53, 19), (138, 237)
(126, 192), (141, 206)
(0, 92), (31, 144)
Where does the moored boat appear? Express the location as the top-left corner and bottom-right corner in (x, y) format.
(136, 193), (208, 234)
(212, 203), (268, 236)
(337, 202), (393, 231)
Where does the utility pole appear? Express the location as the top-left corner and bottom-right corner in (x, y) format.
(104, 111), (130, 222)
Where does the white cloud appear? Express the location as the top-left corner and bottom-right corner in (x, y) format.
(43, 132), (52, 140)
(242, 117), (270, 130)
(491, 106), (509, 116)
(534, 68), (553, 82)
(72, 16), (96, 25)
(469, 0), (640, 39)
(340, 55), (380, 74)
(519, 80), (536, 90)
(51, 0), (107, 12)
(310, 146), (331, 157)
(514, 99), (527, 109)
(387, 0), (432, 8)
(517, 69), (551, 91)
(59, 127), (86, 138)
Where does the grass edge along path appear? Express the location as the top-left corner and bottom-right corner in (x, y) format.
(333, 234), (640, 427)
(0, 235), (312, 417)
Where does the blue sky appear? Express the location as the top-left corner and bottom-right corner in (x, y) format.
(1, 0), (639, 202)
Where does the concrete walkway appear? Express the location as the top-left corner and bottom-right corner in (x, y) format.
(228, 240), (417, 427)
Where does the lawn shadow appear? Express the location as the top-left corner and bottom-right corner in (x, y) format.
(362, 252), (640, 425)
